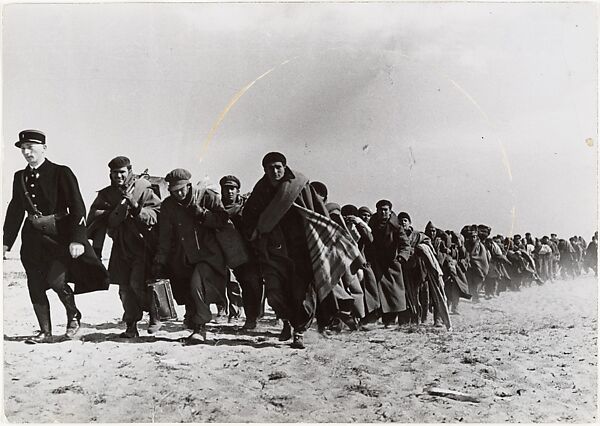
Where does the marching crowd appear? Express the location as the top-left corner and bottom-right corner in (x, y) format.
(4, 129), (598, 348)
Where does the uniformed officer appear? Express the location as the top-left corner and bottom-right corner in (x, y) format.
(3, 130), (110, 343)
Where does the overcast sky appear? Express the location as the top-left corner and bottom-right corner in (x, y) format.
(2, 2), (597, 242)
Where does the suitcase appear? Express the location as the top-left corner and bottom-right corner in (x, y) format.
(147, 279), (178, 320)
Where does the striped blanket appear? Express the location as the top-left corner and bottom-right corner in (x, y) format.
(294, 203), (365, 302)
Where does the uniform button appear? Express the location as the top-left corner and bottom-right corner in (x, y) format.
(30, 184), (34, 188)
(181, 237), (185, 241)
(31, 194), (36, 198)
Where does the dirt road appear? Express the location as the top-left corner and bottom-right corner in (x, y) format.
(3, 258), (597, 422)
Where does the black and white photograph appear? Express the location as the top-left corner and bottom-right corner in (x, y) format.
(2, 1), (598, 422)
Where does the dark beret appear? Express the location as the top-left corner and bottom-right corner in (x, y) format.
(358, 206), (373, 215)
(398, 211), (411, 223)
(375, 199), (392, 209)
(341, 204), (359, 217)
(108, 156), (131, 170)
(219, 175), (240, 188)
(165, 168), (192, 191)
(425, 220), (435, 230)
(262, 152), (287, 167)
(310, 181), (328, 200)
(15, 129), (45, 148)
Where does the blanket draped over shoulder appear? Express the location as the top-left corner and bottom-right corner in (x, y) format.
(294, 203), (364, 303)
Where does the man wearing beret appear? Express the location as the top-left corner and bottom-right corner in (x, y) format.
(153, 168), (229, 344)
(87, 156), (162, 337)
(243, 152), (361, 349)
(3, 130), (109, 343)
(366, 200), (411, 327)
(219, 175), (263, 330)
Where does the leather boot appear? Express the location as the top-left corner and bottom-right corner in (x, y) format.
(147, 293), (163, 334)
(120, 322), (139, 338)
(56, 285), (81, 339)
(186, 325), (206, 345)
(279, 320), (292, 341)
(26, 304), (52, 344)
(290, 331), (305, 349)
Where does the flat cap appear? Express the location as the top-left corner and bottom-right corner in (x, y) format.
(219, 175), (240, 188)
(375, 199), (392, 209)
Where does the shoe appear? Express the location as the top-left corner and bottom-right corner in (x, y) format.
(339, 313), (359, 331)
(25, 331), (52, 344)
(148, 294), (163, 334)
(241, 319), (257, 330)
(330, 318), (343, 333)
(147, 320), (163, 334)
(279, 320), (292, 341)
(119, 322), (139, 338)
(65, 316), (81, 339)
(290, 332), (305, 349)
(434, 319), (444, 328)
(318, 325), (332, 338)
(358, 323), (374, 331)
(186, 326), (206, 345)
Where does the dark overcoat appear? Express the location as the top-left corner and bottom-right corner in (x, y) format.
(3, 159), (109, 294)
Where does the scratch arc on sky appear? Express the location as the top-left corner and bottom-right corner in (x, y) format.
(200, 49), (516, 234)
(198, 57), (298, 162)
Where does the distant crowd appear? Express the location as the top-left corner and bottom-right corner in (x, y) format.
(4, 130), (598, 348)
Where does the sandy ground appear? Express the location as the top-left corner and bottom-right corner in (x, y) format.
(2, 257), (598, 423)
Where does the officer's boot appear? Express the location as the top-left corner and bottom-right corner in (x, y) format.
(56, 285), (81, 339)
(26, 304), (52, 344)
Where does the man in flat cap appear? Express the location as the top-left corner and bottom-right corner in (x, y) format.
(87, 156), (162, 337)
(243, 152), (362, 349)
(219, 175), (263, 330)
(3, 130), (109, 343)
(153, 168), (229, 344)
